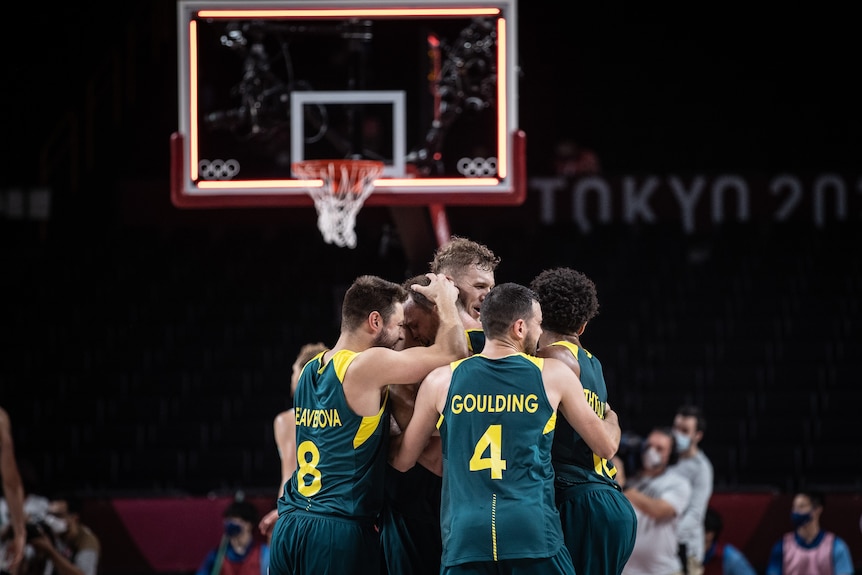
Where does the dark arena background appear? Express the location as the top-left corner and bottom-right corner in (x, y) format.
(2, 1), (861, 574)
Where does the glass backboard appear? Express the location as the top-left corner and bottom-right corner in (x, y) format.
(172, 0), (524, 208)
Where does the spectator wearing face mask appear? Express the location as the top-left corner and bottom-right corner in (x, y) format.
(622, 427), (692, 575)
(197, 498), (269, 575)
(27, 495), (101, 575)
(765, 490), (854, 575)
(669, 405), (714, 575)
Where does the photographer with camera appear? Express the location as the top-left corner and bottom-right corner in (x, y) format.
(4, 520), (55, 575)
(27, 496), (100, 575)
(622, 427), (692, 575)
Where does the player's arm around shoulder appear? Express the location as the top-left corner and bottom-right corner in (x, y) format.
(535, 342), (581, 376)
(543, 357), (620, 460)
(349, 335), (457, 391)
(414, 272), (468, 358)
(389, 364), (451, 473)
(352, 274), (466, 389)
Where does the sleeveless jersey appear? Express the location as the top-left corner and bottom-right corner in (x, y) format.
(548, 341), (619, 487)
(438, 353), (565, 566)
(380, 327), (486, 575)
(466, 329), (486, 355)
(279, 349), (390, 520)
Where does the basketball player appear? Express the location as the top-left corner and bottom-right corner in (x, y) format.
(268, 273), (466, 575)
(258, 341), (328, 539)
(390, 282), (621, 575)
(530, 267), (636, 575)
(429, 235), (499, 324)
(380, 237), (497, 575)
(380, 273), (483, 575)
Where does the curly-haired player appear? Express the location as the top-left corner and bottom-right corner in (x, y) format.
(530, 267), (637, 575)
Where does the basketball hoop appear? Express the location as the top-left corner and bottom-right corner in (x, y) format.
(292, 159), (385, 249)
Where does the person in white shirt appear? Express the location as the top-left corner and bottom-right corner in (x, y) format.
(29, 496), (101, 575)
(670, 405), (714, 575)
(622, 427), (692, 575)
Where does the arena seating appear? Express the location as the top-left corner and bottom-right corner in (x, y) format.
(4, 217), (860, 497)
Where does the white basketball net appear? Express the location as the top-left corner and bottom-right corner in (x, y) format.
(292, 160), (384, 249)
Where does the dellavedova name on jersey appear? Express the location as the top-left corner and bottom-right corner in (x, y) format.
(295, 406), (343, 428)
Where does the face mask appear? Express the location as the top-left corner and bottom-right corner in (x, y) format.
(642, 447), (663, 470)
(224, 520), (243, 537)
(673, 431), (691, 453)
(790, 512), (812, 528)
(44, 515), (68, 535)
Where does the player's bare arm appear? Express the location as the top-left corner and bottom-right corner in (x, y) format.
(389, 365), (450, 472)
(388, 383), (419, 434)
(348, 273), (464, 393)
(259, 409), (297, 537)
(414, 435), (443, 476)
(0, 407), (26, 574)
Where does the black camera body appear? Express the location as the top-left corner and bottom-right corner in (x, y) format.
(0, 521), (56, 575)
(25, 521), (48, 541)
(616, 432), (644, 477)
(0, 520), (53, 543)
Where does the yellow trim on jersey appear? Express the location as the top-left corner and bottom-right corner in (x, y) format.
(542, 412), (557, 435)
(516, 353), (554, 433)
(519, 352), (544, 369)
(550, 339), (593, 359)
(436, 413), (445, 430)
(450, 356), (470, 370)
(468, 352), (545, 367)
(491, 493), (498, 560)
(354, 387), (389, 448)
(330, 349), (359, 380)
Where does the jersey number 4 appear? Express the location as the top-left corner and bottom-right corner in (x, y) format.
(469, 424), (508, 479)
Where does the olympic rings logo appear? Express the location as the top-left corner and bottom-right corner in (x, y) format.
(198, 159), (241, 180)
(457, 157), (498, 177)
